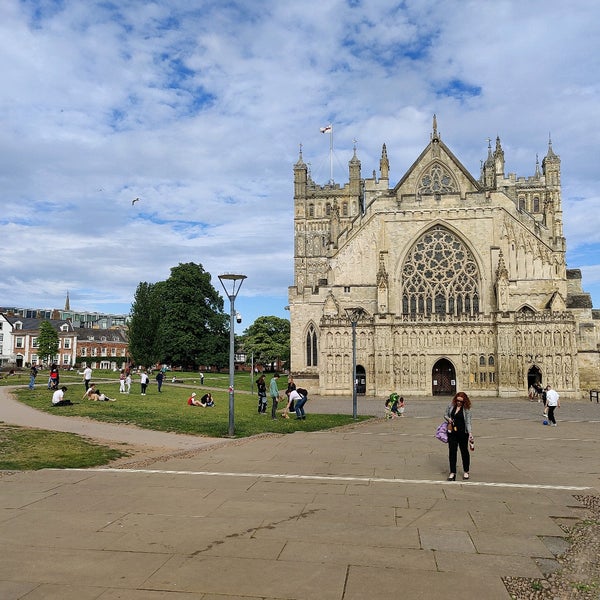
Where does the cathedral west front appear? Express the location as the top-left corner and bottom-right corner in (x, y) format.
(288, 117), (600, 398)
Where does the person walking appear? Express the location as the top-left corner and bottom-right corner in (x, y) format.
(545, 385), (560, 426)
(119, 370), (126, 393)
(28, 364), (38, 390)
(444, 391), (474, 481)
(82, 366), (93, 390)
(140, 370), (149, 395)
(125, 372), (132, 394)
(256, 374), (267, 414)
(269, 373), (280, 420)
(155, 370), (164, 393)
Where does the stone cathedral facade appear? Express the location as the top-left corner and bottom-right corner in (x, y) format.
(288, 117), (600, 398)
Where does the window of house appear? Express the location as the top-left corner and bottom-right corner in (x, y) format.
(16, 337), (24, 348)
(63, 338), (71, 349)
(111, 348), (117, 356)
(91, 348), (97, 357)
(101, 348), (107, 356)
(14, 322), (22, 330)
(80, 348), (87, 357)
(32, 337), (38, 348)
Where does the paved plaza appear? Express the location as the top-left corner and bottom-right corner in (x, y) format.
(0, 386), (599, 599)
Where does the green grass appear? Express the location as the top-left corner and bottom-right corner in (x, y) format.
(14, 376), (371, 438)
(0, 425), (125, 470)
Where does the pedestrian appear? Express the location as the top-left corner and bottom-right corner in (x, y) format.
(256, 374), (267, 414)
(545, 385), (560, 426)
(49, 364), (60, 390)
(444, 391), (474, 481)
(155, 370), (164, 393)
(541, 385), (548, 415)
(125, 372), (132, 394)
(119, 370), (126, 393)
(200, 371), (204, 385)
(140, 370), (149, 395)
(51, 386), (72, 406)
(293, 387), (309, 420)
(269, 373), (280, 420)
(28, 364), (38, 390)
(82, 365), (93, 390)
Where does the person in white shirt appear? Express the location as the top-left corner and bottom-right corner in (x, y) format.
(52, 386), (72, 406)
(140, 370), (149, 395)
(82, 366), (93, 390)
(545, 385), (560, 426)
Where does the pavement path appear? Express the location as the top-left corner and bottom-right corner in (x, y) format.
(1, 385), (599, 599)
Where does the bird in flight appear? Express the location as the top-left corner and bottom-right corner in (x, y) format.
(132, 197), (140, 205)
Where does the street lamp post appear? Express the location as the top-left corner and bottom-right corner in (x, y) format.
(344, 307), (366, 419)
(218, 273), (247, 437)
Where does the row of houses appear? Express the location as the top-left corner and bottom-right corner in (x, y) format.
(0, 314), (129, 371)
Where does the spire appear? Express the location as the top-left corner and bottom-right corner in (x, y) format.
(294, 142), (306, 167)
(535, 153), (541, 178)
(379, 143), (389, 180)
(431, 114), (439, 141)
(65, 291), (70, 311)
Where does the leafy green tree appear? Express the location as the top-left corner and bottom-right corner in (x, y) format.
(155, 262), (228, 368)
(37, 321), (59, 364)
(240, 316), (290, 370)
(128, 281), (163, 367)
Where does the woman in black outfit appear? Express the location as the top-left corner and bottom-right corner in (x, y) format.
(444, 391), (473, 481)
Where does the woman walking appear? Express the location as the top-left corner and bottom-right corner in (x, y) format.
(444, 391), (474, 481)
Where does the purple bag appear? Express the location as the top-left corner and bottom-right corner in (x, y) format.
(435, 421), (449, 443)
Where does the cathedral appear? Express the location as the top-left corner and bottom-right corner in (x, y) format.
(288, 117), (600, 398)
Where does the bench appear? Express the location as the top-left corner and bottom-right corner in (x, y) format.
(590, 390), (599, 403)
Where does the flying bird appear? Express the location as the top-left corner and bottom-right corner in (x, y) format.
(132, 197), (140, 205)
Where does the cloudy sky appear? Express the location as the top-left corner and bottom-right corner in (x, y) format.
(1, 0), (599, 327)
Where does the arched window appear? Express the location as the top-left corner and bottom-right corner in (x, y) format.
(479, 355), (486, 366)
(518, 197), (526, 211)
(488, 356), (495, 366)
(308, 203), (314, 217)
(401, 226), (481, 317)
(306, 324), (318, 367)
(342, 202), (348, 216)
(326, 203), (331, 216)
(533, 196), (540, 212)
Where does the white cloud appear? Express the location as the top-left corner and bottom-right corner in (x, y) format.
(0, 0), (599, 324)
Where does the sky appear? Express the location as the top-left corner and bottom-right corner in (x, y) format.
(1, 0), (599, 329)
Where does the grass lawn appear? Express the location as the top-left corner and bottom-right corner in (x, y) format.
(0, 425), (125, 470)
(14, 374), (372, 438)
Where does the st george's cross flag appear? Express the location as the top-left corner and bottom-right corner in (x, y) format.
(320, 124), (332, 133)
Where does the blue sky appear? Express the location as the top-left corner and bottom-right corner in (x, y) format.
(1, 0), (599, 328)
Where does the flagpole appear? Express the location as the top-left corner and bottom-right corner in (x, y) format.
(329, 126), (333, 184)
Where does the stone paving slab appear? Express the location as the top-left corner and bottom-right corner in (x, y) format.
(0, 388), (599, 598)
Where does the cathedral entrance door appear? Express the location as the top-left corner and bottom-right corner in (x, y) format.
(528, 366), (542, 389)
(356, 365), (366, 395)
(432, 359), (456, 396)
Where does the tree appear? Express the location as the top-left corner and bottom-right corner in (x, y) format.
(155, 263), (229, 368)
(37, 321), (59, 364)
(240, 316), (290, 370)
(128, 281), (163, 367)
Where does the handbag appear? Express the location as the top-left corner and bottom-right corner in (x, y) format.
(435, 421), (449, 443)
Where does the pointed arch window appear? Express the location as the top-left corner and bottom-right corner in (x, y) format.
(306, 324), (318, 367)
(401, 226), (481, 317)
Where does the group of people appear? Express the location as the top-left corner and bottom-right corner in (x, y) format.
(384, 392), (405, 418)
(255, 373), (309, 420)
(187, 392), (215, 407)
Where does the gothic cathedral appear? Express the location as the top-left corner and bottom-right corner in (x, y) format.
(288, 117), (600, 398)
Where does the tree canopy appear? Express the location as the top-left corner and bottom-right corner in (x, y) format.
(128, 263), (229, 369)
(37, 321), (59, 364)
(240, 316), (290, 370)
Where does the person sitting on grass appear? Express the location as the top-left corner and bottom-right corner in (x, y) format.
(82, 383), (116, 402)
(52, 386), (72, 406)
(187, 392), (215, 407)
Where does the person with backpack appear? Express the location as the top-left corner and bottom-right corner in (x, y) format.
(256, 374), (267, 414)
(293, 387), (309, 420)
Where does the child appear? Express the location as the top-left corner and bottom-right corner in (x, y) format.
(119, 370), (126, 393)
(125, 372), (132, 394)
(385, 393), (399, 419)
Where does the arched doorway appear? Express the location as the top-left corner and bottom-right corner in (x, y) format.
(356, 365), (366, 395)
(432, 358), (456, 396)
(528, 365), (542, 389)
